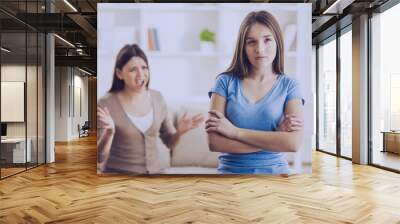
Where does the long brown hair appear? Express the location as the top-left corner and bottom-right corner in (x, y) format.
(223, 11), (284, 79)
(109, 44), (150, 92)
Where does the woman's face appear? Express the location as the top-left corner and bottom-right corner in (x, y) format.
(117, 56), (149, 91)
(244, 23), (277, 71)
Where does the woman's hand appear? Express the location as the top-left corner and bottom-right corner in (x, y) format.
(97, 106), (115, 135)
(176, 112), (204, 135)
(205, 110), (238, 139)
(277, 114), (303, 132)
(97, 106), (115, 169)
(167, 113), (204, 150)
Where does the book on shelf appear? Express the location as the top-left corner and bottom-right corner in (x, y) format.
(153, 28), (160, 51)
(147, 28), (160, 51)
(147, 28), (154, 50)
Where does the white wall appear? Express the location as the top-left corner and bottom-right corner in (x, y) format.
(72, 73), (89, 138)
(1, 65), (40, 135)
(1, 64), (46, 163)
(312, 45), (317, 152)
(55, 67), (69, 141)
(54, 67), (89, 141)
(1, 65), (26, 139)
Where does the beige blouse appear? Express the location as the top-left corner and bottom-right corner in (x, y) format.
(97, 89), (176, 174)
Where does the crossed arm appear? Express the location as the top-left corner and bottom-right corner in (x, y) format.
(206, 93), (304, 153)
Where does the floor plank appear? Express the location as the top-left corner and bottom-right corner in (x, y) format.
(0, 134), (399, 223)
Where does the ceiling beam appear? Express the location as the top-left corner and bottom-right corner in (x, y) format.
(67, 13), (97, 43)
(322, 0), (356, 14)
(55, 55), (96, 71)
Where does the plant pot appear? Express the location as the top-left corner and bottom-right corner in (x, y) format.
(200, 41), (215, 52)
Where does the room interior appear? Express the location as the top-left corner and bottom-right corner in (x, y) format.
(0, 0), (399, 222)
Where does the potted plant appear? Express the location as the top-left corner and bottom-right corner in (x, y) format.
(199, 29), (215, 52)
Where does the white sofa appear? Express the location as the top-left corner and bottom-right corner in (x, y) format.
(158, 102), (220, 174)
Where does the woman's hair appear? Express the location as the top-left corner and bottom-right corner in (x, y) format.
(223, 10), (284, 79)
(109, 44), (150, 92)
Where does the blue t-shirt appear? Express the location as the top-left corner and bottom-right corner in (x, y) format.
(208, 73), (305, 174)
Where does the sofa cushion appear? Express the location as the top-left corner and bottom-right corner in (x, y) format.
(156, 137), (171, 170)
(169, 102), (220, 168)
(162, 166), (219, 174)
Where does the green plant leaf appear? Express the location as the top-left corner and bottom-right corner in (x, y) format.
(199, 29), (215, 43)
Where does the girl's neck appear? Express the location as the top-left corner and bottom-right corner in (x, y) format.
(249, 66), (276, 82)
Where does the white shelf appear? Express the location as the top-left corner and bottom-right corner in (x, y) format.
(139, 4), (219, 12)
(99, 3), (301, 12)
(98, 3), (218, 11)
(147, 51), (298, 59)
(218, 3), (301, 12)
(219, 51), (297, 56)
(147, 51), (219, 58)
(286, 51), (297, 57)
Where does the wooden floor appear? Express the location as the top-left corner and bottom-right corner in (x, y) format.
(1, 163), (45, 178)
(0, 167), (26, 178)
(1, 135), (400, 223)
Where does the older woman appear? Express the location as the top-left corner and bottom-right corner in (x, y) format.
(206, 11), (304, 174)
(97, 44), (203, 174)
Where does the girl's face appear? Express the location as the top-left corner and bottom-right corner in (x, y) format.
(244, 23), (277, 71)
(117, 56), (149, 92)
